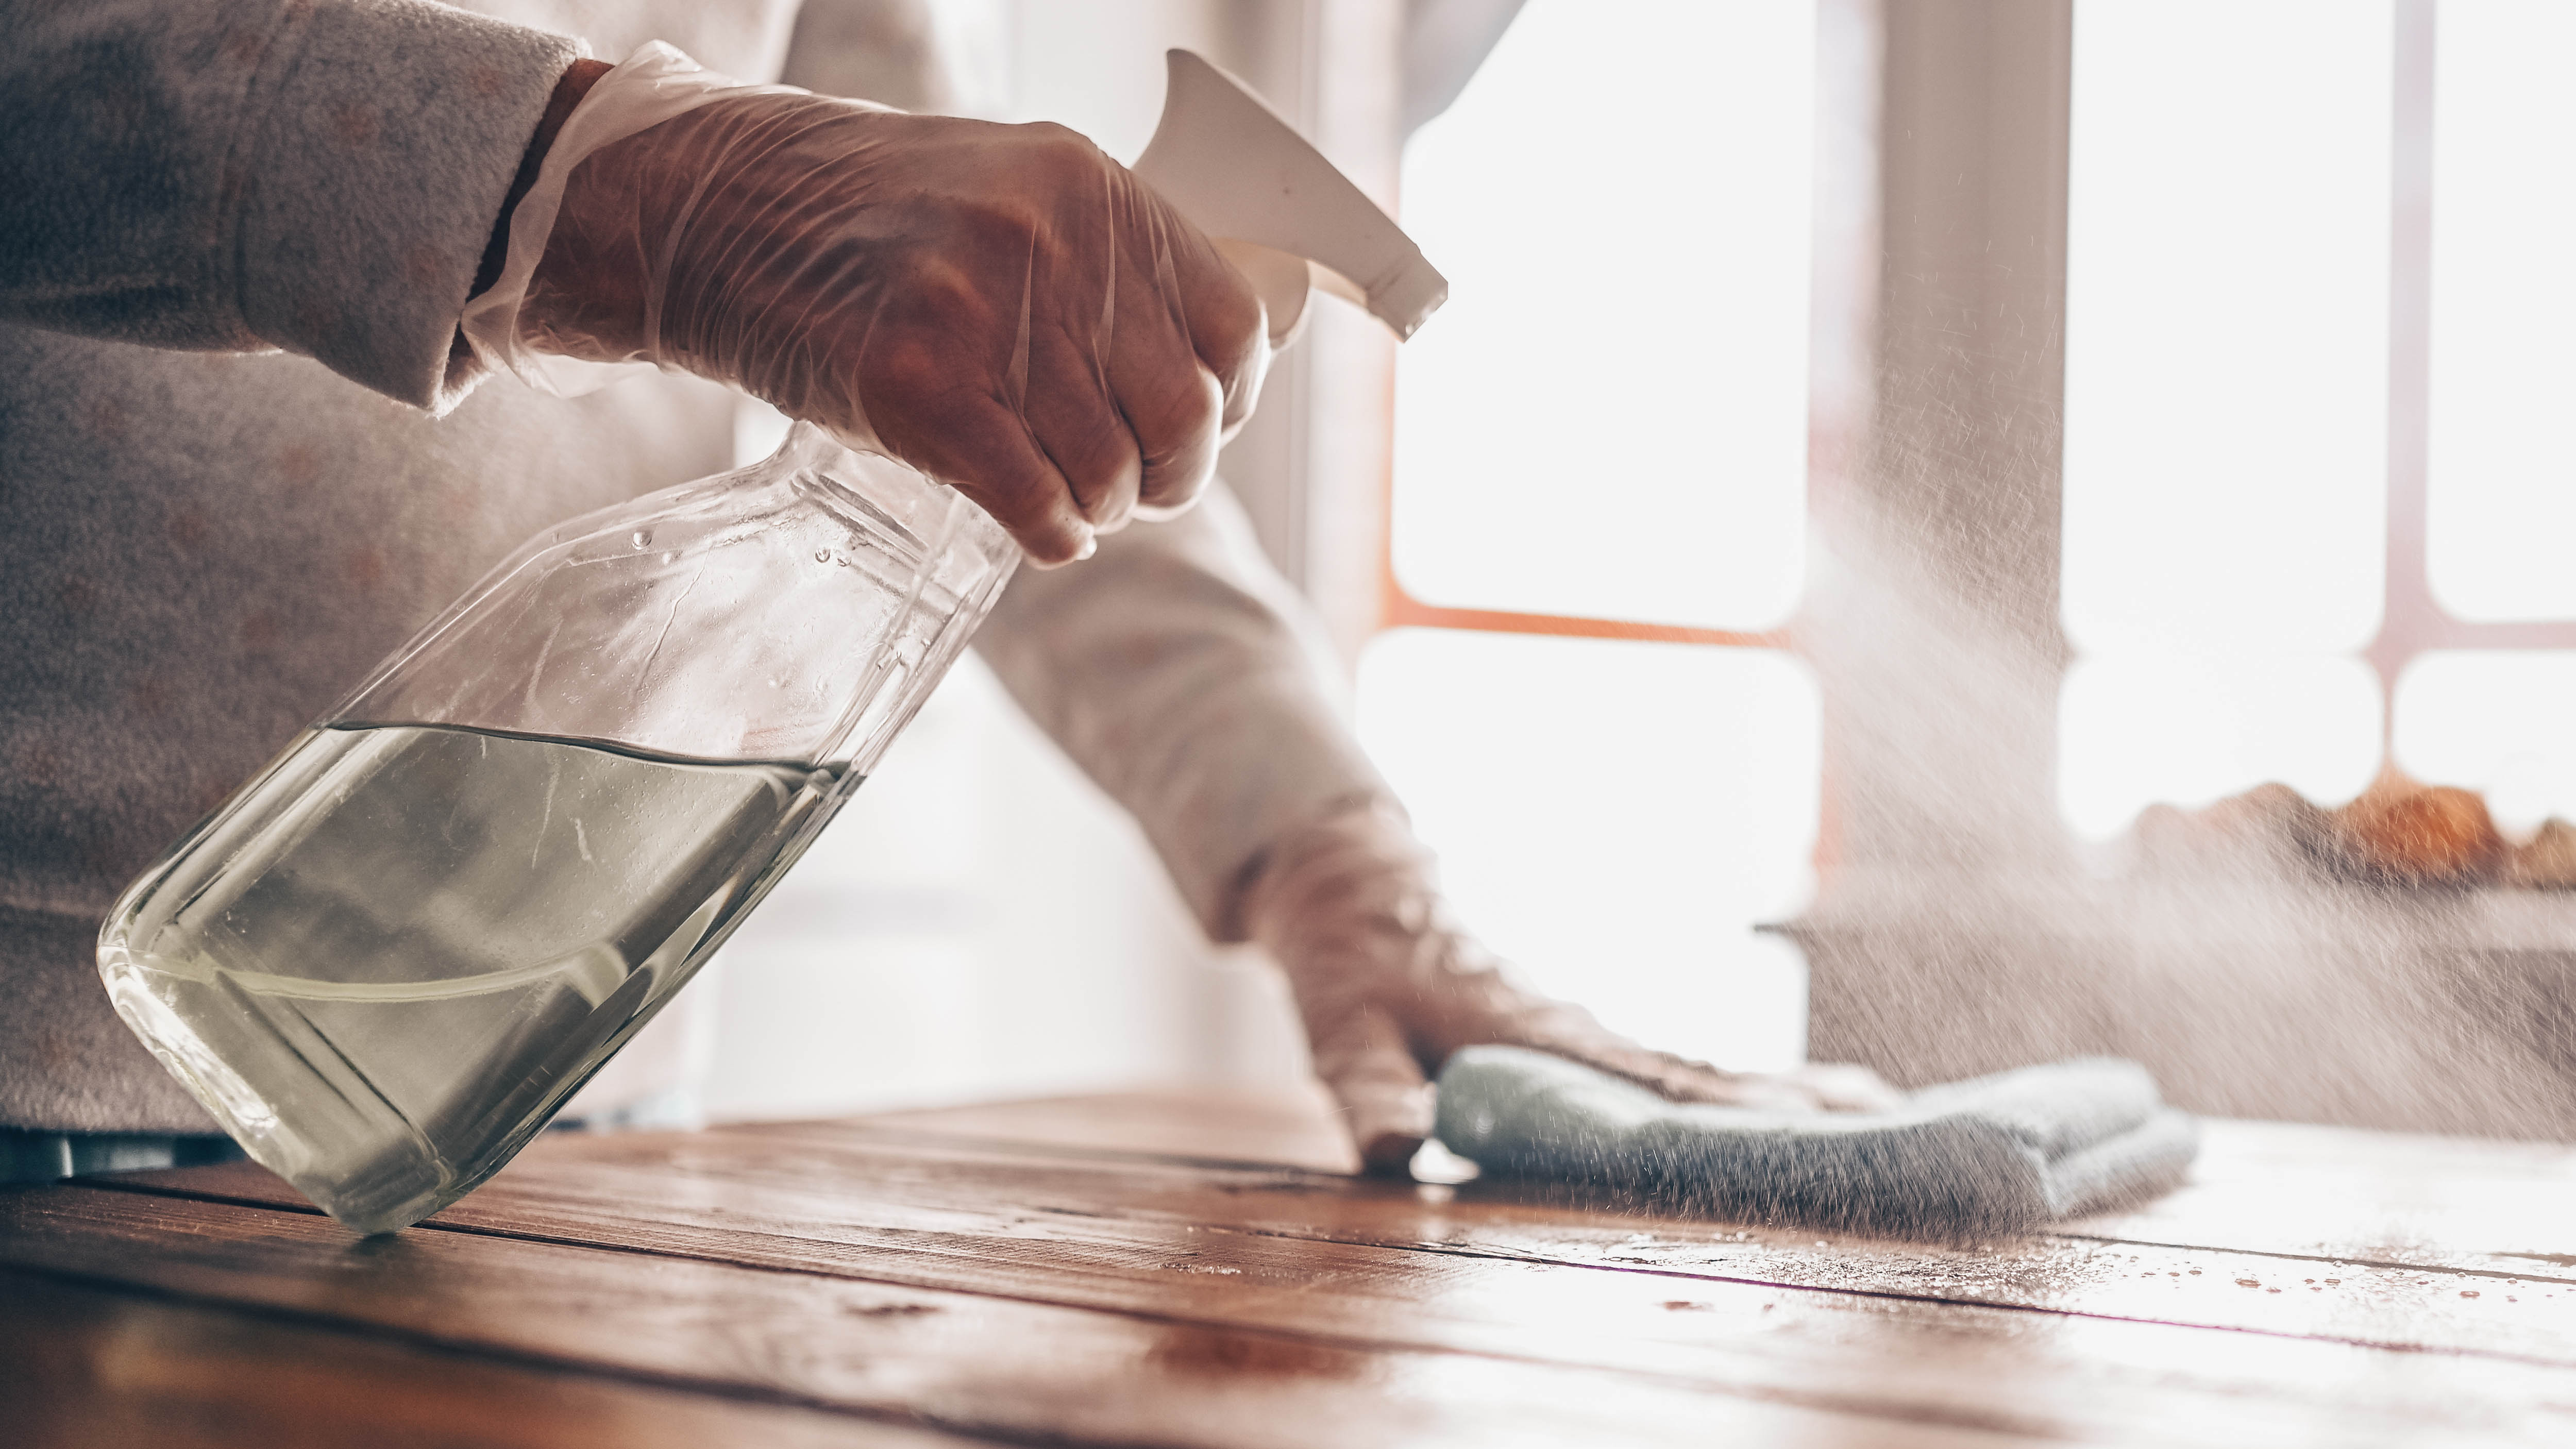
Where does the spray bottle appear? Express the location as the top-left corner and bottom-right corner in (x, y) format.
(95, 52), (1445, 1235)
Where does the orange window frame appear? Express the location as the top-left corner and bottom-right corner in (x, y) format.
(1368, 507), (1832, 867)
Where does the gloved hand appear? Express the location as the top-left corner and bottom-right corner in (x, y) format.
(468, 44), (1266, 565)
(1247, 802), (1903, 1174)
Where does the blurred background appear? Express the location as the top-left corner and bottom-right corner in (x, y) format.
(700, 0), (2576, 1137)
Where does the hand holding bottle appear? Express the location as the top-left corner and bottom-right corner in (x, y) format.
(472, 47), (1268, 565)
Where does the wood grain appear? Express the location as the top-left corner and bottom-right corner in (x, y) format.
(0, 1267), (981, 1449)
(733, 1111), (2576, 1356)
(393, 1125), (2576, 1361)
(845, 1084), (1363, 1174)
(2067, 1118), (2576, 1274)
(23, 1091), (2576, 1446)
(78, 1123), (2576, 1443)
(0, 1188), (2031, 1448)
(786, 1095), (2576, 1275)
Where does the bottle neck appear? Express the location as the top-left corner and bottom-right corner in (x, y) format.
(767, 420), (1017, 579)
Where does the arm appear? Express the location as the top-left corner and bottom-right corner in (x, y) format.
(4, 6), (1262, 560)
(972, 484), (1386, 940)
(0, 0), (575, 408)
(974, 491), (1900, 1171)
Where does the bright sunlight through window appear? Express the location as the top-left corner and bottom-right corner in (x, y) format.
(2426, 2), (2576, 621)
(1363, 1), (1824, 1071)
(1357, 632), (1819, 1072)
(1390, 0), (1814, 630)
(2059, 0), (2392, 835)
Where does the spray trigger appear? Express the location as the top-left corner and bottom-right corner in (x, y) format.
(1134, 50), (1449, 347)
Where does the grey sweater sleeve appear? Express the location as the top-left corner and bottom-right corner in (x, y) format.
(0, 0), (578, 409)
(972, 486), (1394, 941)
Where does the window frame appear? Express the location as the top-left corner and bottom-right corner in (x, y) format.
(2371, 0), (2576, 712)
(1356, 0), (1877, 885)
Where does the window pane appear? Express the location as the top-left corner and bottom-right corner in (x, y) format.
(2062, 1), (2390, 654)
(2058, 653), (2383, 839)
(1356, 631), (1819, 1070)
(1391, 1), (1813, 630)
(2394, 652), (2576, 833)
(2426, 2), (2576, 620)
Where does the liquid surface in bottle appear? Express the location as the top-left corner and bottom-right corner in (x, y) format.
(99, 723), (850, 1233)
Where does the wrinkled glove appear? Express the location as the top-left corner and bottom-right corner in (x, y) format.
(465, 43), (1266, 565)
(1245, 802), (1903, 1173)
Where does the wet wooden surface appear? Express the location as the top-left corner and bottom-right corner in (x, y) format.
(7, 1089), (2576, 1445)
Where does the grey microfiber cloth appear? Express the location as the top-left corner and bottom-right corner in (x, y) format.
(1433, 1046), (2200, 1237)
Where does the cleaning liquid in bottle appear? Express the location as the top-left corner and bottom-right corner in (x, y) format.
(99, 428), (1014, 1233)
(103, 724), (850, 1231)
(97, 49), (1443, 1235)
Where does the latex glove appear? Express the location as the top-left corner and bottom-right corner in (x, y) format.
(1247, 803), (1904, 1174)
(469, 44), (1266, 565)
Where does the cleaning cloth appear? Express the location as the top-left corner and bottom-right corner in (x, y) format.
(1432, 1046), (2199, 1236)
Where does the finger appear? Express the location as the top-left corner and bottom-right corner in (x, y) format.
(1559, 1040), (1821, 1111)
(1150, 193), (1268, 430)
(1410, 953), (1846, 1113)
(1309, 1007), (1435, 1176)
(1529, 1031), (1891, 1115)
(821, 243), (1100, 563)
(1111, 188), (1263, 511)
(1786, 1063), (1907, 1114)
(1104, 319), (1224, 514)
(1483, 1000), (1826, 1111)
(878, 386), (1093, 565)
(1021, 324), (1143, 533)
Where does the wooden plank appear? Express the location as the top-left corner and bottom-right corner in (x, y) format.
(842, 1084), (1362, 1174)
(765, 1093), (2576, 1280)
(0, 1187), (2038, 1449)
(111, 1110), (2576, 1362)
(469, 1124), (2576, 1361)
(2068, 1118), (2576, 1275)
(746, 1101), (2576, 1346)
(75, 1142), (2576, 1443)
(0, 1267), (980, 1449)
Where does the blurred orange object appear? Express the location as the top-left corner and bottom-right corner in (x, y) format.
(2316, 768), (2505, 887)
(2127, 776), (2576, 891)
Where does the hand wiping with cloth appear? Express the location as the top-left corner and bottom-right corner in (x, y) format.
(1251, 804), (2196, 1224)
(1246, 803), (1907, 1174)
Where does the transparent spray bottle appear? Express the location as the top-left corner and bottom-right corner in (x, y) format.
(96, 51), (1444, 1234)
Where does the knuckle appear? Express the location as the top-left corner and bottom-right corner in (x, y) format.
(1001, 122), (1107, 199)
(1134, 370), (1221, 442)
(1021, 121), (1102, 169)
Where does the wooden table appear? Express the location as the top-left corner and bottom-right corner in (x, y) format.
(7, 1087), (2576, 1446)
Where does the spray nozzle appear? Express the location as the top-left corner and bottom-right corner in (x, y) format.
(1134, 50), (1449, 347)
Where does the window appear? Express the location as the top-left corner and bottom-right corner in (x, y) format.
(2406, 0), (2576, 834)
(2426, 1), (2576, 624)
(2060, 0), (2576, 838)
(2060, 0), (2392, 834)
(1388, 1), (1813, 629)
(1359, 0), (1831, 1070)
